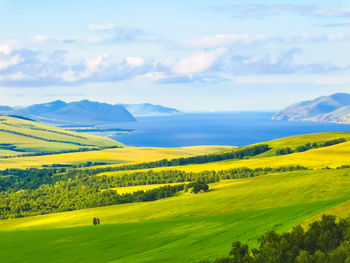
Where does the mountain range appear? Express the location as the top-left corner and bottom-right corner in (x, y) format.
(0, 100), (180, 125)
(273, 93), (350, 124)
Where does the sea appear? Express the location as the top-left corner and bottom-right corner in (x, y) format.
(102, 112), (350, 147)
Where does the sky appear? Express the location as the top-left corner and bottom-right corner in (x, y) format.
(0, 0), (349, 111)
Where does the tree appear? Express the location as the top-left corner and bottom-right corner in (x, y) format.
(93, 217), (100, 225)
(192, 181), (209, 194)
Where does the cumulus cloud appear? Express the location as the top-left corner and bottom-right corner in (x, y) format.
(126, 57), (145, 67)
(88, 24), (115, 31)
(0, 44), (11, 55)
(172, 48), (227, 75)
(208, 4), (350, 19)
(0, 46), (347, 87)
(0, 48), (160, 87)
(0, 54), (23, 70)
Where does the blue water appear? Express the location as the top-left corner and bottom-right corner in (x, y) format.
(108, 112), (350, 147)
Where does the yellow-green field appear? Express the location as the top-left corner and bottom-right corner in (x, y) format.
(0, 115), (121, 157)
(2, 168), (349, 231)
(1, 131), (350, 262)
(0, 168), (350, 262)
(110, 182), (187, 194)
(0, 145), (233, 169)
(98, 133), (350, 178)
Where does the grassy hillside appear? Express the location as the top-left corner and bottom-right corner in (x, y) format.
(0, 168), (350, 262)
(98, 132), (350, 177)
(0, 132), (350, 262)
(0, 116), (122, 156)
(0, 145), (233, 169)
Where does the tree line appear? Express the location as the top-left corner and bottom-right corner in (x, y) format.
(0, 165), (307, 192)
(196, 215), (350, 263)
(0, 165), (306, 218)
(0, 182), (190, 219)
(276, 138), (346, 156)
(66, 144), (270, 177)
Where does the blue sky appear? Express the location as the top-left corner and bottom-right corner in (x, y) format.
(0, 0), (349, 111)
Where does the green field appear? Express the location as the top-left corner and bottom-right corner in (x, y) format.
(0, 115), (122, 157)
(0, 129), (350, 262)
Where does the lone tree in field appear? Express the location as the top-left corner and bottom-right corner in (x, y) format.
(192, 181), (209, 194)
(93, 217), (100, 225)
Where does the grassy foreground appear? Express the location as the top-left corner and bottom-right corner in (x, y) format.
(1, 168), (350, 262)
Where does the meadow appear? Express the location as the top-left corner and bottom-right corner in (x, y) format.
(0, 168), (349, 262)
(0, 116), (121, 157)
(0, 123), (350, 262)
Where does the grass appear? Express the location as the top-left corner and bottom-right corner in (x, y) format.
(1, 132), (350, 262)
(0, 115), (122, 156)
(252, 132), (350, 158)
(100, 137), (350, 177)
(1, 168), (350, 262)
(110, 182), (187, 194)
(0, 145), (233, 169)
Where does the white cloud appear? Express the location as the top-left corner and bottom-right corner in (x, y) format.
(314, 8), (350, 17)
(0, 54), (23, 70)
(32, 35), (50, 43)
(61, 70), (78, 83)
(0, 46), (347, 87)
(126, 57), (145, 67)
(172, 48), (227, 75)
(88, 24), (115, 31)
(0, 44), (11, 55)
(32, 35), (77, 44)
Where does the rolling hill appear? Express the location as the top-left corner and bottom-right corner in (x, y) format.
(273, 93), (350, 124)
(0, 132), (350, 262)
(0, 115), (122, 157)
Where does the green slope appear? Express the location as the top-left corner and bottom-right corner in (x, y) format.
(1, 168), (350, 262)
(1, 132), (350, 262)
(0, 115), (122, 157)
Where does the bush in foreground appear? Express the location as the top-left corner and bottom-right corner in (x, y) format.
(197, 215), (350, 263)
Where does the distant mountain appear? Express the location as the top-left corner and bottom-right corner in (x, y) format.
(121, 103), (180, 117)
(272, 93), (350, 124)
(2, 100), (136, 125)
(0, 106), (13, 114)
